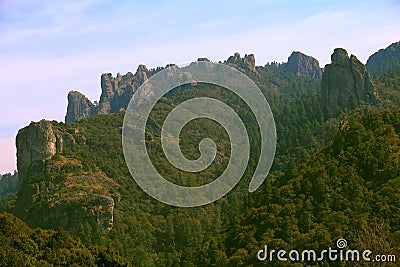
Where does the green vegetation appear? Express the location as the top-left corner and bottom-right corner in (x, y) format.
(0, 213), (128, 266)
(375, 69), (400, 106)
(0, 172), (19, 215)
(0, 172), (19, 199)
(2, 62), (400, 266)
(186, 109), (400, 266)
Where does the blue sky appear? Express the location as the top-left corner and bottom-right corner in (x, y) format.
(0, 0), (399, 173)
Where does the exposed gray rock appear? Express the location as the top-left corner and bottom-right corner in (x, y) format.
(65, 54), (261, 123)
(321, 48), (378, 117)
(15, 120), (118, 232)
(16, 120), (64, 184)
(65, 91), (96, 123)
(366, 41), (400, 77)
(65, 64), (150, 122)
(226, 52), (256, 73)
(283, 51), (322, 79)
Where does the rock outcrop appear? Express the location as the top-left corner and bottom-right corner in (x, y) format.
(65, 64), (150, 122)
(15, 120), (119, 232)
(321, 48), (378, 117)
(14, 172), (119, 232)
(366, 41), (400, 77)
(65, 91), (96, 123)
(16, 120), (65, 184)
(225, 52), (256, 73)
(282, 51), (322, 79)
(65, 53), (261, 122)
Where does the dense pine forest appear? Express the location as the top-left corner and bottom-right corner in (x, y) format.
(1, 44), (400, 266)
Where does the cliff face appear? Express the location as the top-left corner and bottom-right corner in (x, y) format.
(65, 65), (149, 123)
(282, 51), (322, 79)
(14, 120), (119, 232)
(66, 53), (260, 122)
(65, 91), (96, 123)
(366, 41), (400, 77)
(321, 48), (378, 117)
(16, 120), (65, 184)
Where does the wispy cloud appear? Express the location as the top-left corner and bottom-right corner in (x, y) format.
(0, 1), (85, 46)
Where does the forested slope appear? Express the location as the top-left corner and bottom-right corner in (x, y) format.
(1, 47), (400, 266)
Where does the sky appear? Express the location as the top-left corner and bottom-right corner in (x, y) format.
(0, 0), (399, 174)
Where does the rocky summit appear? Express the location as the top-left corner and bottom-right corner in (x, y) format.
(14, 120), (119, 232)
(65, 53), (259, 123)
(16, 120), (68, 184)
(366, 41), (400, 77)
(225, 52), (256, 73)
(65, 64), (150, 123)
(321, 48), (378, 117)
(65, 91), (97, 123)
(282, 51), (322, 79)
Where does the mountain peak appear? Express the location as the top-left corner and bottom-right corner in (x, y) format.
(283, 51), (322, 79)
(366, 41), (400, 77)
(66, 68), (150, 122)
(65, 91), (96, 123)
(331, 48), (349, 65)
(321, 48), (378, 117)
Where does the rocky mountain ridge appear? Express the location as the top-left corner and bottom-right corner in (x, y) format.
(65, 64), (150, 123)
(62, 41), (400, 124)
(65, 51), (320, 123)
